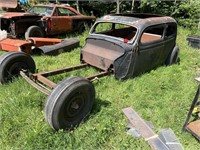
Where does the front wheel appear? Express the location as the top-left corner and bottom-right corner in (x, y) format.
(45, 76), (95, 130)
(25, 26), (44, 39)
(0, 52), (36, 84)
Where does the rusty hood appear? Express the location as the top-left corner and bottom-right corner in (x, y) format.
(0, 0), (18, 8)
(0, 12), (40, 19)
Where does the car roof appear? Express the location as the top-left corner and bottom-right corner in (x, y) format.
(97, 14), (177, 29)
(34, 4), (79, 14)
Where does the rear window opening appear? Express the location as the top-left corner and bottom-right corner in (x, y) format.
(141, 26), (164, 43)
(91, 22), (137, 42)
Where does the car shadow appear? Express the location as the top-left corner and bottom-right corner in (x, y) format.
(91, 98), (112, 115)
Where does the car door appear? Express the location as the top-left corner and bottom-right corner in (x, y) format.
(133, 25), (165, 74)
(49, 7), (74, 35)
(163, 23), (177, 59)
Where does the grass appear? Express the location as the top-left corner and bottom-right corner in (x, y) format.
(0, 27), (200, 149)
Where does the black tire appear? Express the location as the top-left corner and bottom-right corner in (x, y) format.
(25, 26), (44, 39)
(0, 52), (36, 84)
(166, 46), (179, 65)
(45, 76), (95, 130)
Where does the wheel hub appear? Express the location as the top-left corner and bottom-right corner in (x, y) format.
(65, 94), (85, 118)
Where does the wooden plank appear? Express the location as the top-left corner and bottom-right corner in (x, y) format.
(122, 107), (169, 150)
(186, 120), (200, 141)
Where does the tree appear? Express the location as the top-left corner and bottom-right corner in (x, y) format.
(76, 0), (80, 13)
(131, 0), (135, 13)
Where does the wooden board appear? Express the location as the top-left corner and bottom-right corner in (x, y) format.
(186, 120), (200, 141)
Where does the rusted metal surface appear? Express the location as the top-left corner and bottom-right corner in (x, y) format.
(29, 38), (63, 47)
(20, 71), (51, 95)
(0, 12), (38, 19)
(81, 38), (124, 71)
(0, 38), (79, 55)
(38, 38), (80, 55)
(83, 14), (178, 80)
(34, 74), (57, 89)
(38, 63), (89, 77)
(122, 107), (169, 150)
(20, 63), (109, 94)
(186, 120), (200, 141)
(86, 71), (110, 81)
(0, 0), (17, 8)
(0, 4), (95, 38)
(0, 38), (33, 53)
(97, 14), (176, 30)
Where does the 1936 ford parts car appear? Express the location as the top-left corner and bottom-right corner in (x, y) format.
(0, 14), (179, 130)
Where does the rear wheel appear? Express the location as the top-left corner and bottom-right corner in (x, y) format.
(166, 46), (179, 65)
(0, 52), (36, 84)
(25, 26), (44, 39)
(45, 76), (95, 130)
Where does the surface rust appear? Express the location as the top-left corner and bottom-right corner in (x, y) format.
(0, 4), (95, 37)
(23, 63), (109, 94)
(0, 38), (79, 55)
(0, 38), (32, 53)
(0, 0), (17, 8)
(186, 120), (200, 141)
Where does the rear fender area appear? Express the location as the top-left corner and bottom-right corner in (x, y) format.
(81, 36), (134, 80)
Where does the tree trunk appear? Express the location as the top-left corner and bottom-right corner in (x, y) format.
(131, 0), (135, 13)
(116, 0), (120, 14)
(76, 0), (80, 13)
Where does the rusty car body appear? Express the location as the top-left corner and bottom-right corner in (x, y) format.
(0, 3), (96, 38)
(0, 14), (179, 131)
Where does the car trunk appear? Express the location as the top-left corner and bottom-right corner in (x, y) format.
(81, 36), (126, 71)
(0, 0), (18, 8)
(81, 36), (137, 80)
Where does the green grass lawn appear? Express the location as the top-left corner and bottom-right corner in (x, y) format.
(0, 27), (200, 149)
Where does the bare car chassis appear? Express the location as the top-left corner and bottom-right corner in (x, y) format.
(0, 14), (179, 130)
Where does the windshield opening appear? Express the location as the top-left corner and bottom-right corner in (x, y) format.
(91, 22), (137, 42)
(28, 6), (53, 16)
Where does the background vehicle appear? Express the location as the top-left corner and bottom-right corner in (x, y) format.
(0, 14), (179, 130)
(0, 3), (96, 38)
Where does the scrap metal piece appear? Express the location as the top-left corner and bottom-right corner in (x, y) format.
(159, 128), (184, 150)
(0, 38), (80, 55)
(187, 35), (200, 49)
(28, 38), (63, 47)
(37, 38), (80, 55)
(122, 107), (169, 150)
(186, 120), (200, 141)
(0, 38), (32, 53)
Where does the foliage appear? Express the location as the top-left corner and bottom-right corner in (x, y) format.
(139, 0), (200, 30)
(0, 26), (200, 149)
